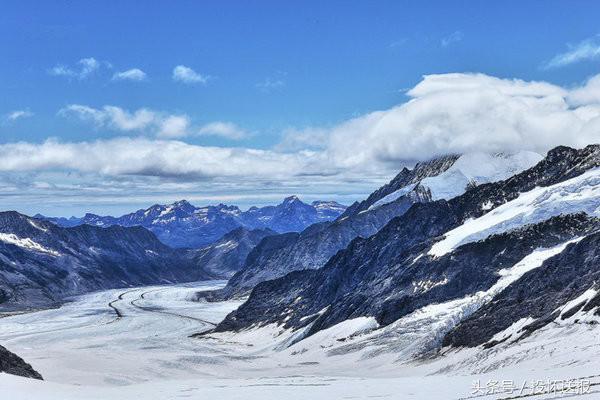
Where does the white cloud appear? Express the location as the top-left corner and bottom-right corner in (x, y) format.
(41, 72), (600, 177)
(49, 57), (102, 79)
(198, 121), (248, 140)
(172, 65), (209, 84)
(567, 74), (600, 106)
(158, 115), (191, 138)
(0, 137), (325, 180)
(544, 35), (600, 69)
(112, 68), (147, 81)
(29, 72), (600, 179)
(276, 127), (328, 152)
(441, 31), (463, 47)
(319, 73), (600, 169)
(5, 72), (600, 214)
(5, 110), (33, 122)
(101, 106), (156, 131)
(59, 105), (156, 132)
(59, 105), (247, 141)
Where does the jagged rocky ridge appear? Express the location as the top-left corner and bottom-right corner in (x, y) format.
(213, 145), (600, 354)
(0, 344), (42, 380)
(0, 212), (211, 310)
(339, 155), (459, 217)
(206, 151), (541, 300)
(40, 197), (346, 249)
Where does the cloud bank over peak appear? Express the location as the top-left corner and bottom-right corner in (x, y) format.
(2, 72), (600, 214)
(321, 72), (600, 169)
(20, 72), (600, 177)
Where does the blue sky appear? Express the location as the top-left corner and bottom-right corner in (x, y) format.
(1, 1), (600, 215)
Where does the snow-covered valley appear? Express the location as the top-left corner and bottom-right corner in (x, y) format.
(3, 280), (600, 399)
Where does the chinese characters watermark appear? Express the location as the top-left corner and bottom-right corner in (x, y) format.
(471, 378), (591, 396)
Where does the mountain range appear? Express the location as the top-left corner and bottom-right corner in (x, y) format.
(0, 212), (211, 310)
(39, 197), (346, 249)
(203, 151), (542, 300)
(4, 144), (600, 384)
(211, 145), (600, 363)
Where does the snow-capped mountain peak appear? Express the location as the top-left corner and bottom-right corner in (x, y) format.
(41, 197), (346, 248)
(367, 151), (543, 211)
(282, 195), (302, 204)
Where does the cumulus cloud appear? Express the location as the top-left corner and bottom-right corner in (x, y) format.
(5, 110), (33, 122)
(276, 127), (329, 152)
(318, 73), (600, 169)
(24, 72), (600, 178)
(59, 104), (248, 140)
(59, 105), (157, 132)
(567, 74), (600, 106)
(544, 35), (600, 69)
(49, 57), (102, 79)
(158, 115), (191, 138)
(198, 121), (248, 140)
(112, 68), (147, 81)
(4, 72), (600, 214)
(172, 65), (209, 84)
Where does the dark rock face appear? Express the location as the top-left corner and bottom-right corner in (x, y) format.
(214, 145), (600, 344)
(443, 230), (600, 348)
(40, 197), (346, 249)
(185, 227), (276, 279)
(216, 213), (598, 334)
(210, 155), (462, 299)
(0, 211), (210, 310)
(0, 344), (42, 379)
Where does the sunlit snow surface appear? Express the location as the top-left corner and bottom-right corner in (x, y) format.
(3, 278), (600, 399)
(0, 232), (59, 256)
(420, 151), (543, 201)
(430, 167), (600, 257)
(368, 151), (542, 210)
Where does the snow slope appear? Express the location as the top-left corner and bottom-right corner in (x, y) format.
(369, 151), (542, 210)
(0, 232), (59, 256)
(419, 151), (542, 201)
(430, 167), (600, 257)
